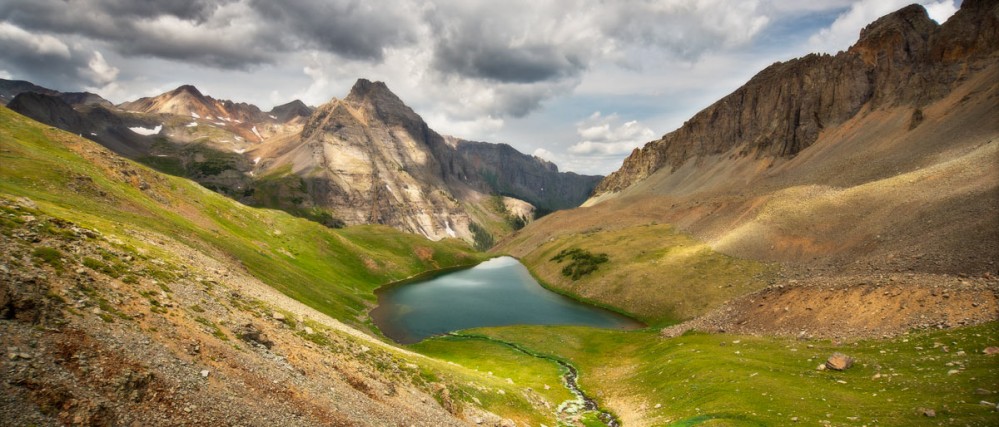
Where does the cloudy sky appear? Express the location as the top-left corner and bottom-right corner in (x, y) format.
(0, 0), (960, 175)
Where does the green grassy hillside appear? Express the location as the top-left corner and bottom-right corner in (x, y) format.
(0, 105), (484, 328)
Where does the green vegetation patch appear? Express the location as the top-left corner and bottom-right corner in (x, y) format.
(31, 246), (63, 268)
(467, 322), (999, 427)
(550, 248), (608, 280)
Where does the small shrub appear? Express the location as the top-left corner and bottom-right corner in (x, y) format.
(32, 247), (63, 268)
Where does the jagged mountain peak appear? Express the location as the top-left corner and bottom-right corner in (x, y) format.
(345, 79), (398, 103)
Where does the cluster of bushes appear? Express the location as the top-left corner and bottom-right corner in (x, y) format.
(490, 195), (529, 231)
(550, 248), (608, 280)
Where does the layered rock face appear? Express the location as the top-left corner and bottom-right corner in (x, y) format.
(287, 79), (469, 239)
(257, 79), (602, 240)
(595, 0), (999, 196)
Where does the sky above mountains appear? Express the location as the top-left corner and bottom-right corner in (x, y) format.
(0, 0), (959, 175)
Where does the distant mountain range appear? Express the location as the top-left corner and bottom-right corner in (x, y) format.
(3, 77), (600, 243)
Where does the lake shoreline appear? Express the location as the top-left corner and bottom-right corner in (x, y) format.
(370, 256), (643, 344)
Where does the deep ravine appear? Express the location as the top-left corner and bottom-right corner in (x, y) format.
(448, 333), (621, 427)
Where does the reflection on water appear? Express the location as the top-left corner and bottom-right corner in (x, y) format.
(370, 256), (642, 344)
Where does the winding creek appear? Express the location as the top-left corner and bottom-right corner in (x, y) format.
(449, 334), (621, 427)
(370, 256), (640, 425)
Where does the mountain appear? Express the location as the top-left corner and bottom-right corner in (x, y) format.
(268, 99), (314, 123)
(594, 2), (997, 197)
(0, 78), (58, 105)
(3, 77), (599, 243)
(250, 78), (601, 241)
(497, 1), (998, 330)
(7, 91), (155, 158)
(0, 78), (114, 109)
(120, 84), (268, 124)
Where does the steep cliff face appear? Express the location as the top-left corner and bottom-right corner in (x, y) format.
(595, 1), (999, 196)
(448, 138), (602, 211)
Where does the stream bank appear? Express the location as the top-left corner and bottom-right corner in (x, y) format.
(448, 333), (620, 427)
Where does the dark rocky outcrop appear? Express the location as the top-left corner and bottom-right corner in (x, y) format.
(0, 79), (59, 105)
(7, 92), (154, 158)
(268, 99), (313, 122)
(594, 0), (999, 196)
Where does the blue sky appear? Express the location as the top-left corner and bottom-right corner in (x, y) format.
(0, 0), (960, 175)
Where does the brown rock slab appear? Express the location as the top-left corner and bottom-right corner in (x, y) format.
(826, 352), (854, 371)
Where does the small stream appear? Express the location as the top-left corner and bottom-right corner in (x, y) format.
(451, 334), (620, 427)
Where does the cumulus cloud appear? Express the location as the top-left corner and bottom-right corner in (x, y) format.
(569, 112), (655, 155)
(0, 22), (70, 58)
(80, 51), (120, 86)
(808, 0), (958, 53)
(532, 148), (556, 162)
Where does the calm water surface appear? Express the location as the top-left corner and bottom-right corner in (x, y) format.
(370, 256), (642, 344)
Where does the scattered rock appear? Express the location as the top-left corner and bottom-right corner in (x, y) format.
(975, 388), (992, 395)
(271, 311), (286, 322)
(921, 408), (936, 417)
(200, 369), (210, 378)
(303, 326), (315, 335)
(235, 323), (274, 349)
(825, 353), (853, 371)
(983, 346), (999, 355)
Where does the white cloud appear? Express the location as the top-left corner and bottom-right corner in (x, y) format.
(80, 51), (119, 85)
(0, 69), (11, 79)
(568, 112), (655, 155)
(532, 148), (555, 162)
(923, 1), (959, 24)
(0, 22), (70, 58)
(808, 1), (958, 53)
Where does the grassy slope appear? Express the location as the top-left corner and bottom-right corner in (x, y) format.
(0, 106), (485, 327)
(0, 106), (577, 425)
(443, 323), (999, 426)
(510, 223), (776, 326)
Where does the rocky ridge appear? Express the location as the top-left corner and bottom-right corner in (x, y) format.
(594, 0), (999, 196)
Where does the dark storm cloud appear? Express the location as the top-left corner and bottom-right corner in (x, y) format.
(0, 0), (273, 69)
(424, 2), (592, 84)
(248, 0), (420, 61)
(433, 39), (585, 84)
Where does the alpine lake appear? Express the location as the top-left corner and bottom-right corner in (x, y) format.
(370, 256), (642, 344)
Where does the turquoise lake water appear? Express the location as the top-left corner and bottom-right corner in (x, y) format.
(370, 256), (642, 344)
